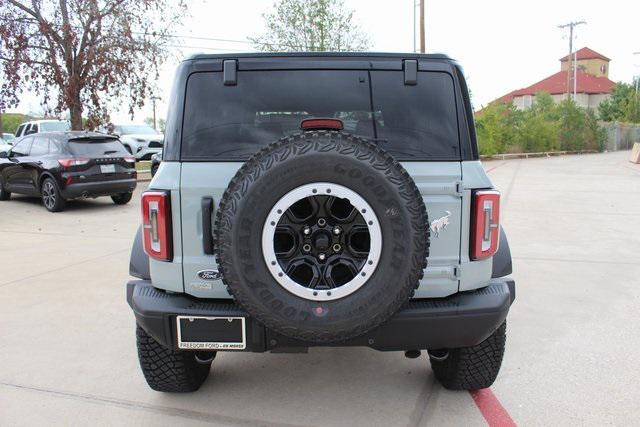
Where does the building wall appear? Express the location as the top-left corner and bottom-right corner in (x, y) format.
(560, 58), (609, 77)
(512, 92), (610, 110)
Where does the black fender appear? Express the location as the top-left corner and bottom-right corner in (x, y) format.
(129, 226), (150, 280)
(491, 226), (512, 278)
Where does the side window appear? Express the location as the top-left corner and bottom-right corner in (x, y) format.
(15, 124), (25, 137)
(11, 137), (33, 156)
(29, 136), (49, 156)
(24, 123), (38, 135)
(49, 139), (62, 154)
(370, 71), (460, 160)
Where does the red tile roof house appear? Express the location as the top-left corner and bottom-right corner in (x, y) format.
(493, 47), (615, 110)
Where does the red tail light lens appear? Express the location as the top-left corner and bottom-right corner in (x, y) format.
(58, 158), (89, 168)
(142, 191), (172, 261)
(300, 118), (344, 131)
(471, 190), (500, 260)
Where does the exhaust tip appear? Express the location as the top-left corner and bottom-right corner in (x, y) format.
(194, 351), (216, 365)
(404, 350), (422, 359)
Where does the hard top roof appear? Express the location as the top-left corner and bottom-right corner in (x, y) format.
(186, 51), (453, 62)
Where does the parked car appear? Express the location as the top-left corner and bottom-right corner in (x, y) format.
(112, 124), (163, 160)
(2, 133), (15, 143)
(150, 150), (162, 177)
(0, 131), (137, 212)
(0, 139), (12, 154)
(14, 119), (71, 138)
(127, 53), (514, 393)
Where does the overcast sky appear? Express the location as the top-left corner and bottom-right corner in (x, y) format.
(8, 0), (640, 122)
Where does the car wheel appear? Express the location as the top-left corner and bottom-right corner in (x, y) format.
(0, 179), (10, 201)
(41, 177), (66, 212)
(136, 324), (213, 392)
(215, 130), (430, 343)
(111, 192), (133, 205)
(429, 322), (507, 390)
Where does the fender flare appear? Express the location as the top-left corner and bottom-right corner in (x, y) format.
(38, 171), (57, 190)
(491, 226), (512, 278)
(129, 226), (150, 280)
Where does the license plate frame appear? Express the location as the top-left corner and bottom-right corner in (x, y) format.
(100, 164), (116, 174)
(176, 316), (246, 350)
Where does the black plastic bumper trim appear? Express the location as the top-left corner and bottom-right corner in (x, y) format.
(127, 278), (515, 352)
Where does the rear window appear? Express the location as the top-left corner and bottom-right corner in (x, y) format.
(67, 139), (128, 156)
(40, 121), (71, 132)
(182, 69), (460, 161)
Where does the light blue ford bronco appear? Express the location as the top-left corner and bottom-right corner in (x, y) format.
(127, 53), (515, 392)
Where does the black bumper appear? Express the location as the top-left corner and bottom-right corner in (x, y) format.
(127, 278), (515, 352)
(62, 178), (136, 199)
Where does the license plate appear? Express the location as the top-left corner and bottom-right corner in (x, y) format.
(100, 164), (116, 174)
(176, 316), (246, 350)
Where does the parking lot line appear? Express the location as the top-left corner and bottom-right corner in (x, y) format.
(470, 389), (516, 427)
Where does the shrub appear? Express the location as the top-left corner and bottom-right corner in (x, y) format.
(476, 92), (607, 155)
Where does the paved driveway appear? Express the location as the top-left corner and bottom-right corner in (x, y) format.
(1, 151), (639, 425)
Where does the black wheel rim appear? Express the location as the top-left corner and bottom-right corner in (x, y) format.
(263, 183), (382, 301)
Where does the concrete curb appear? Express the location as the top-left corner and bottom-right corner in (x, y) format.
(480, 150), (599, 160)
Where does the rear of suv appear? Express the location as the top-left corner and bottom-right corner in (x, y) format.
(127, 53), (515, 392)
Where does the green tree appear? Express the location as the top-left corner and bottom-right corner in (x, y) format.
(518, 92), (560, 152)
(475, 102), (522, 155)
(476, 92), (607, 156)
(144, 117), (166, 133)
(584, 108), (607, 152)
(0, 0), (187, 130)
(598, 82), (635, 122)
(558, 100), (587, 151)
(250, 0), (370, 52)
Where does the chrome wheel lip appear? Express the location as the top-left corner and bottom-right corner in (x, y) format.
(262, 182), (382, 302)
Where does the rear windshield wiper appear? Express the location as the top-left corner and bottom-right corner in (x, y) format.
(103, 150), (118, 155)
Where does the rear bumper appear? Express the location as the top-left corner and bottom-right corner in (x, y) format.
(127, 278), (515, 352)
(62, 178), (137, 199)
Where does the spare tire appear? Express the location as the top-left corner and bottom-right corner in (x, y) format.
(215, 131), (429, 343)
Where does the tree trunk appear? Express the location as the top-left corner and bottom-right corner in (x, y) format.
(69, 92), (83, 130)
(0, 112), (3, 134)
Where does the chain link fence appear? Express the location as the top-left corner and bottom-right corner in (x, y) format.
(601, 122), (640, 151)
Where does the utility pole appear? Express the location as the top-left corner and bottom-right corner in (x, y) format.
(634, 52), (639, 120)
(413, 1), (417, 53)
(558, 21), (586, 101)
(419, 0), (425, 53)
(150, 95), (160, 131)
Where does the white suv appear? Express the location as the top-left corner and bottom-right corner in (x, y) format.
(113, 124), (163, 160)
(15, 119), (70, 137)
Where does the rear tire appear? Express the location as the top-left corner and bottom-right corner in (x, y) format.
(0, 179), (10, 201)
(136, 325), (214, 392)
(429, 321), (507, 390)
(111, 193), (133, 205)
(41, 177), (66, 212)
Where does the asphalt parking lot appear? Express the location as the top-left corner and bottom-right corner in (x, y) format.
(1, 150), (639, 426)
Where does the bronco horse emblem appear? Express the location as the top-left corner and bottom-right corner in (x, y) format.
(430, 211), (451, 238)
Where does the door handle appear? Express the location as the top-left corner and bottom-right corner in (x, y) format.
(201, 197), (214, 255)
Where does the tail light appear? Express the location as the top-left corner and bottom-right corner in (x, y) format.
(300, 118), (344, 131)
(58, 158), (89, 168)
(142, 191), (172, 261)
(471, 190), (500, 260)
